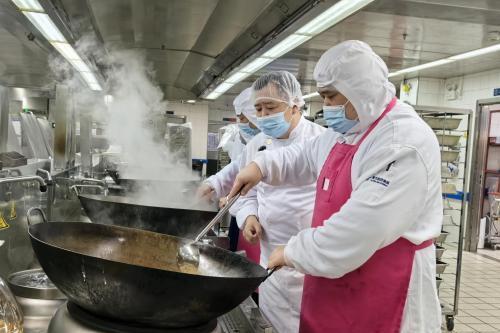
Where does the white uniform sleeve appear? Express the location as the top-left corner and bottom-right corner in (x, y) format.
(253, 134), (323, 186)
(205, 154), (242, 198)
(226, 143), (258, 228)
(284, 145), (429, 278)
(229, 187), (259, 229)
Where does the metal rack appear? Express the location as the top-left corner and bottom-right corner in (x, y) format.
(414, 105), (473, 332)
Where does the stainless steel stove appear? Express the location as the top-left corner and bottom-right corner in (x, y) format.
(23, 297), (273, 333)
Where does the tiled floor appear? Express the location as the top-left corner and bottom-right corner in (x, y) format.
(441, 249), (500, 332)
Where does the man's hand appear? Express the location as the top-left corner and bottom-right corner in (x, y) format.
(218, 197), (228, 209)
(268, 245), (287, 269)
(196, 183), (215, 201)
(242, 215), (262, 244)
(228, 162), (263, 197)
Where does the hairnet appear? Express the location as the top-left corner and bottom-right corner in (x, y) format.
(251, 71), (305, 108)
(233, 87), (258, 125)
(313, 40), (396, 133)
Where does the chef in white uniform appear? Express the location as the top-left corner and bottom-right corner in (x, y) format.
(199, 88), (259, 200)
(197, 88), (261, 255)
(229, 41), (442, 333)
(229, 71), (325, 333)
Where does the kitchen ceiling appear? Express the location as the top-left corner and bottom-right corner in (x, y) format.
(1, 0), (500, 106)
(217, 0), (500, 105)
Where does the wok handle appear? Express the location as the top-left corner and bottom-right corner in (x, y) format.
(194, 193), (241, 242)
(262, 267), (278, 282)
(80, 178), (105, 186)
(70, 184), (106, 196)
(26, 207), (48, 226)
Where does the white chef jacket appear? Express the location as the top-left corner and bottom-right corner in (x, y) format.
(230, 116), (325, 333)
(253, 100), (443, 333)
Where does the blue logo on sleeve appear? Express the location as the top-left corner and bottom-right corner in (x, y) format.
(367, 176), (390, 187)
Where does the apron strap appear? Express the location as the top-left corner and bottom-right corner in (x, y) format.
(415, 239), (433, 250)
(355, 97), (398, 148)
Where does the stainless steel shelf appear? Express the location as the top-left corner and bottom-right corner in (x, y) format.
(417, 105), (472, 331)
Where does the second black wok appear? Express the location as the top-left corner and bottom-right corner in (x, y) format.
(78, 193), (218, 238)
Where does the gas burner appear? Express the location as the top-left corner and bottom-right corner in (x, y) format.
(48, 302), (220, 333)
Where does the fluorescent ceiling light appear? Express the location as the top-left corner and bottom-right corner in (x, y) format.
(449, 44), (500, 60)
(398, 59), (453, 73)
(303, 92), (320, 99)
(297, 0), (375, 36)
(204, 0), (375, 100)
(23, 12), (66, 42)
(51, 42), (92, 72)
(186, 100), (196, 104)
(239, 57), (274, 74)
(389, 42), (500, 78)
(390, 59), (454, 77)
(226, 71), (252, 84)
(11, 0), (43, 11)
(214, 82), (235, 94)
(12, 0), (102, 91)
(206, 91), (222, 100)
(89, 83), (102, 91)
(68, 59), (91, 72)
(50, 42), (81, 60)
(262, 34), (311, 58)
(206, 57), (273, 98)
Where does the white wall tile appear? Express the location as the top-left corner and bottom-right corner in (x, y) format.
(426, 79), (441, 93)
(418, 78), (431, 93)
(417, 93), (440, 106)
(488, 71), (499, 88)
(410, 77), (445, 107)
(462, 75), (475, 92)
(480, 74), (491, 90)
(208, 109), (236, 121)
(494, 70), (500, 86)
(468, 74), (482, 92)
(437, 69), (500, 110)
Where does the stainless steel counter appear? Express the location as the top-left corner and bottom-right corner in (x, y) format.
(23, 297), (273, 333)
(24, 316), (51, 333)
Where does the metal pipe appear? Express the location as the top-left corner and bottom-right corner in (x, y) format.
(26, 207), (48, 226)
(36, 169), (52, 182)
(0, 86), (9, 153)
(36, 169), (54, 220)
(0, 176), (47, 192)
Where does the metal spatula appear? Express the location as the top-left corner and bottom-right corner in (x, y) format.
(177, 193), (241, 268)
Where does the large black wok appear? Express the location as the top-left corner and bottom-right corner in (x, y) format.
(29, 221), (270, 328)
(108, 179), (201, 196)
(105, 169), (199, 194)
(78, 193), (218, 238)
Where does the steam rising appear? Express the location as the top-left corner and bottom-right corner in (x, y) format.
(50, 37), (213, 210)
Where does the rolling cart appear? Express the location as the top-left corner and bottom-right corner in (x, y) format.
(415, 105), (473, 331)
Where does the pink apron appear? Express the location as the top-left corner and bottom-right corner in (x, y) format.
(299, 98), (432, 333)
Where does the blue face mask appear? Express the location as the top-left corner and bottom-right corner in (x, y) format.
(238, 123), (259, 142)
(323, 102), (358, 134)
(256, 111), (291, 139)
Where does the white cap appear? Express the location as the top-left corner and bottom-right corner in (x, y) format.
(233, 87), (258, 126)
(251, 71), (305, 108)
(314, 40), (396, 133)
